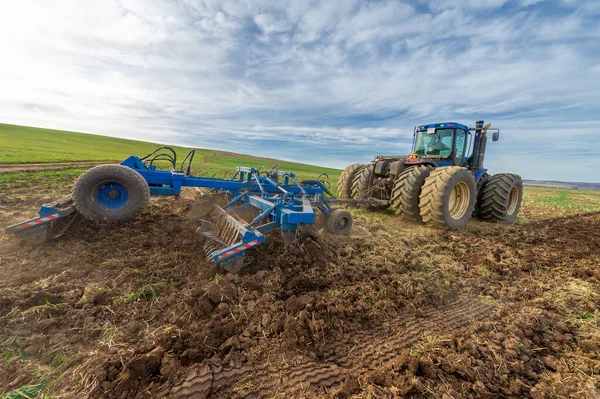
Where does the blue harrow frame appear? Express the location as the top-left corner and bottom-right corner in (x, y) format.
(5, 149), (364, 272)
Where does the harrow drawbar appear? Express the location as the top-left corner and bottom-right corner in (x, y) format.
(4, 146), (359, 272)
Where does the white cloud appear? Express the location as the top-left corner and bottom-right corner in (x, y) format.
(0, 0), (598, 181)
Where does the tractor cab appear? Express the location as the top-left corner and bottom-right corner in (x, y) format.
(410, 121), (499, 170)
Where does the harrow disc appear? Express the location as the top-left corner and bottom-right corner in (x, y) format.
(199, 205), (249, 273)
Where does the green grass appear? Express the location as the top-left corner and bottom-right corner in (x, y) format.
(0, 123), (341, 188)
(0, 381), (48, 399)
(523, 186), (600, 213)
(116, 284), (158, 309)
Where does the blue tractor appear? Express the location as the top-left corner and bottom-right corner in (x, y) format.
(338, 120), (523, 229)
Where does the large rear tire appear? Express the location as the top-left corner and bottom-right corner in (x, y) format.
(419, 166), (476, 229)
(337, 163), (364, 199)
(391, 165), (434, 223)
(473, 172), (491, 219)
(480, 173), (523, 223)
(350, 164), (390, 210)
(73, 165), (150, 222)
(351, 164), (372, 200)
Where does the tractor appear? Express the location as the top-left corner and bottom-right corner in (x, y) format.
(338, 120), (523, 229)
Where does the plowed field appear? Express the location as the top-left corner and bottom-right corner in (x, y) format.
(1, 170), (599, 398)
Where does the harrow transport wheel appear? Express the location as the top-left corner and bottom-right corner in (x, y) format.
(391, 165), (434, 223)
(73, 165), (150, 222)
(480, 173), (523, 223)
(337, 163), (364, 199)
(473, 172), (491, 218)
(419, 166), (476, 230)
(327, 209), (353, 235)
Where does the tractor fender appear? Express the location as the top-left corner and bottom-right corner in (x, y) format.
(390, 160), (437, 177)
(373, 160), (390, 176)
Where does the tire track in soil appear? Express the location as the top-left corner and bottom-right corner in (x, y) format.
(0, 161), (109, 174)
(170, 296), (496, 398)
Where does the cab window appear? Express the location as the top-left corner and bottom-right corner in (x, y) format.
(454, 130), (467, 165)
(414, 128), (454, 157)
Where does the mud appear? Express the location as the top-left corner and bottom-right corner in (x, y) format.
(1, 171), (600, 398)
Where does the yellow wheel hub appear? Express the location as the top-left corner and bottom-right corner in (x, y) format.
(448, 182), (470, 220)
(507, 186), (519, 215)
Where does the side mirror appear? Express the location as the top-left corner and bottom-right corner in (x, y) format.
(492, 132), (499, 142)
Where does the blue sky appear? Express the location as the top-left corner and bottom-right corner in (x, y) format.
(1, 0), (599, 182)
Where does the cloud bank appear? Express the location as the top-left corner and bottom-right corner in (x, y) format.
(1, 0), (599, 181)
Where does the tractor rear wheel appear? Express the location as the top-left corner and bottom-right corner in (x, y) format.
(73, 164), (150, 222)
(473, 172), (491, 218)
(419, 166), (476, 229)
(351, 164), (372, 200)
(351, 164), (390, 210)
(479, 173), (523, 223)
(391, 165), (434, 222)
(337, 163), (364, 199)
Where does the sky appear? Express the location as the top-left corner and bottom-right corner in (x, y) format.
(1, 0), (599, 182)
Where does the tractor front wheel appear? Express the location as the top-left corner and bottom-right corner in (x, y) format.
(479, 173), (523, 223)
(419, 166), (476, 229)
(337, 163), (365, 199)
(73, 165), (150, 222)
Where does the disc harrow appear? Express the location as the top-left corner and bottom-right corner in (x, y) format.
(5, 147), (369, 272)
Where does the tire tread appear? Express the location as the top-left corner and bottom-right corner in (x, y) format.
(479, 173), (523, 223)
(391, 165), (434, 222)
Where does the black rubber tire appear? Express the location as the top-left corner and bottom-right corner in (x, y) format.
(351, 164), (372, 200)
(473, 172), (491, 219)
(73, 165), (150, 222)
(337, 163), (364, 199)
(391, 165), (434, 222)
(351, 164), (390, 210)
(419, 166), (476, 230)
(480, 173), (523, 223)
(326, 209), (353, 235)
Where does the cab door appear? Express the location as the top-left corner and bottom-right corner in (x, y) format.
(453, 129), (468, 166)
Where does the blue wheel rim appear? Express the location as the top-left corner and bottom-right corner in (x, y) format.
(95, 182), (129, 210)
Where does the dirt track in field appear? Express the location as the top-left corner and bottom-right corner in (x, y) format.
(0, 161), (111, 174)
(1, 171), (600, 398)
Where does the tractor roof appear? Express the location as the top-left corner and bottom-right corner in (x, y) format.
(417, 122), (470, 131)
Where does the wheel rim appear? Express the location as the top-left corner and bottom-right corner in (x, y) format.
(448, 182), (470, 220)
(337, 216), (349, 230)
(507, 186), (519, 215)
(96, 182), (129, 210)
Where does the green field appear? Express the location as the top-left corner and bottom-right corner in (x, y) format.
(0, 123), (341, 186)
(523, 186), (600, 214)
(3, 123), (600, 209)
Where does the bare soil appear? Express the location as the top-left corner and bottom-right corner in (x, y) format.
(1, 172), (600, 398)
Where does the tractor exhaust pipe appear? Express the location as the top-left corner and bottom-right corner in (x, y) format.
(472, 120), (489, 169)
